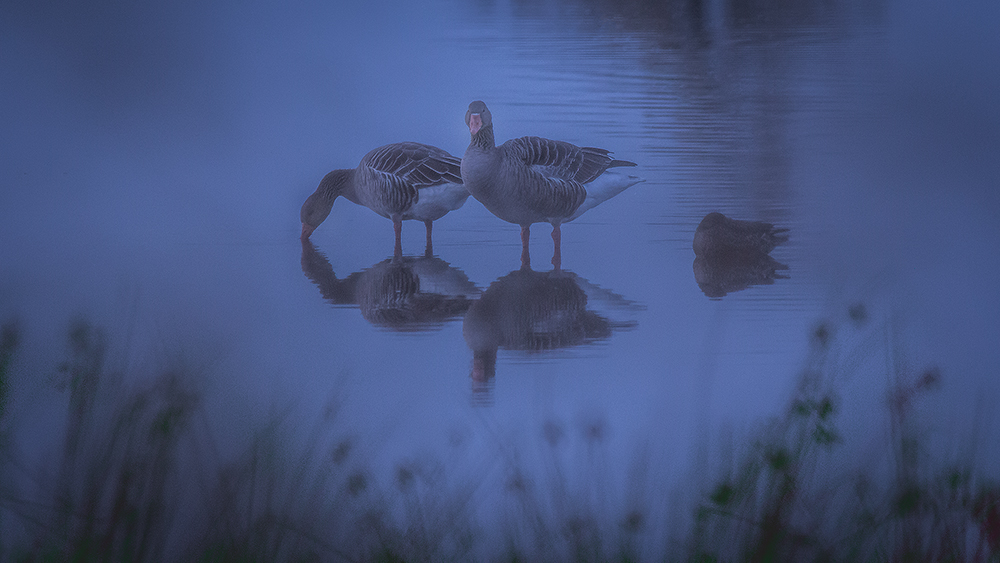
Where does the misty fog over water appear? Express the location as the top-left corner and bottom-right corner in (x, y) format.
(2, 0), (999, 558)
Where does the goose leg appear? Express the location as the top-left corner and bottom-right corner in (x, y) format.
(551, 223), (562, 270)
(520, 224), (531, 270)
(424, 220), (433, 257)
(393, 216), (403, 260)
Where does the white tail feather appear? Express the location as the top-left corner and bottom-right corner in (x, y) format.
(567, 172), (645, 221)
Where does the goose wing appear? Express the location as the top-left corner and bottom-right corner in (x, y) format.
(506, 136), (618, 184)
(499, 137), (594, 219)
(362, 142), (463, 188)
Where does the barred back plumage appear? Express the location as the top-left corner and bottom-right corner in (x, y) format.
(300, 142), (469, 252)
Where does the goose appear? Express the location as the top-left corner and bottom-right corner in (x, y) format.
(300, 142), (469, 257)
(692, 212), (789, 258)
(461, 101), (644, 269)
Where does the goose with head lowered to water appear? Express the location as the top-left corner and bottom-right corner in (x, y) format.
(300, 142), (469, 257)
(461, 101), (645, 269)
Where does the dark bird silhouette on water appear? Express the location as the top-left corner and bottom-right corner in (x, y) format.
(693, 212), (789, 258)
(692, 212), (790, 298)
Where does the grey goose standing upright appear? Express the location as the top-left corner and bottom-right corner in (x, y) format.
(460, 101), (644, 269)
(300, 142), (469, 257)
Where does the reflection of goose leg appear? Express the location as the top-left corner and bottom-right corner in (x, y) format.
(471, 348), (496, 406)
(393, 216), (403, 259)
(520, 224), (531, 269)
(551, 223), (562, 270)
(424, 220), (433, 257)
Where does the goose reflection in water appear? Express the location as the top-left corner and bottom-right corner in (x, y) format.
(463, 266), (640, 404)
(301, 239), (479, 331)
(693, 253), (789, 298)
(692, 212), (790, 298)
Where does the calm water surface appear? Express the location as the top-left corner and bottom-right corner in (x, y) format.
(2, 0), (999, 551)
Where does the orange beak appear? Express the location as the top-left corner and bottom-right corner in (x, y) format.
(469, 113), (482, 135)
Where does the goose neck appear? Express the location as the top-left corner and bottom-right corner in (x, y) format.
(319, 169), (356, 201)
(471, 124), (496, 150)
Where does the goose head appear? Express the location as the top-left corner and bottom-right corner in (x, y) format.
(300, 169), (351, 239)
(465, 100), (492, 136)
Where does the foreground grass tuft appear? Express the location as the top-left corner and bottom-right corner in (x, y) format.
(0, 311), (997, 562)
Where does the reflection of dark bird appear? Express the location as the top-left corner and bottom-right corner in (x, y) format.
(693, 252), (789, 298)
(300, 142), (469, 257)
(461, 101), (644, 269)
(301, 239), (479, 332)
(463, 267), (637, 404)
(691, 212), (790, 298)
(693, 212), (789, 257)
